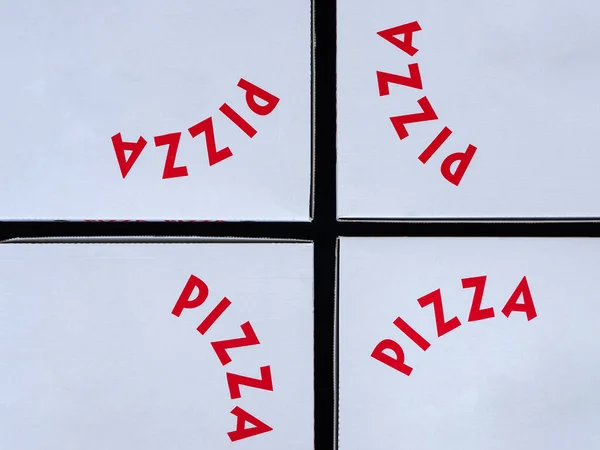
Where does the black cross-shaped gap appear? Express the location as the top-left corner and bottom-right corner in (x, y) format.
(2, 2), (598, 449)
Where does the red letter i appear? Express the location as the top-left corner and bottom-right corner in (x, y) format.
(393, 316), (431, 351)
(419, 126), (452, 164)
(197, 297), (232, 335)
(219, 103), (257, 138)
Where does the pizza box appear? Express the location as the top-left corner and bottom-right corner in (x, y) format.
(337, 237), (600, 449)
(338, 0), (600, 221)
(0, 0), (313, 221)
(0, 237), (314, 449)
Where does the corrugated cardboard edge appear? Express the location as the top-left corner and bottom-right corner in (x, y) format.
(1, 0), (315, 224)
(333, 237), (340, 450)
(3, 236), (311, 244)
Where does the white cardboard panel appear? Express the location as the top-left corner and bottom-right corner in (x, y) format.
(338, 0), (600, 219)
(0, 1), (312, 221)
(0, 242), (314, 449)
(338, 237), (600, 449)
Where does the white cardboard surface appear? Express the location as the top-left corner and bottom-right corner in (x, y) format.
(0, 242), (314, 449)
(338, 0), (600, 219)
(339, 237), (600, 449)
(0, 1), (311, 221)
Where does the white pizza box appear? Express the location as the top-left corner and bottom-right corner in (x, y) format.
(0, 1), (313, 221)
(337, 237), (600, 449)
(0, 237), (314, 449)
(338, 0), (600, 221)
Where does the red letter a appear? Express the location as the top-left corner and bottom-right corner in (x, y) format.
(502, 276), (538, 321)
(377, 21), (422, 56)
(227, 406), (273, 442)
(111, 133), (147, 178)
